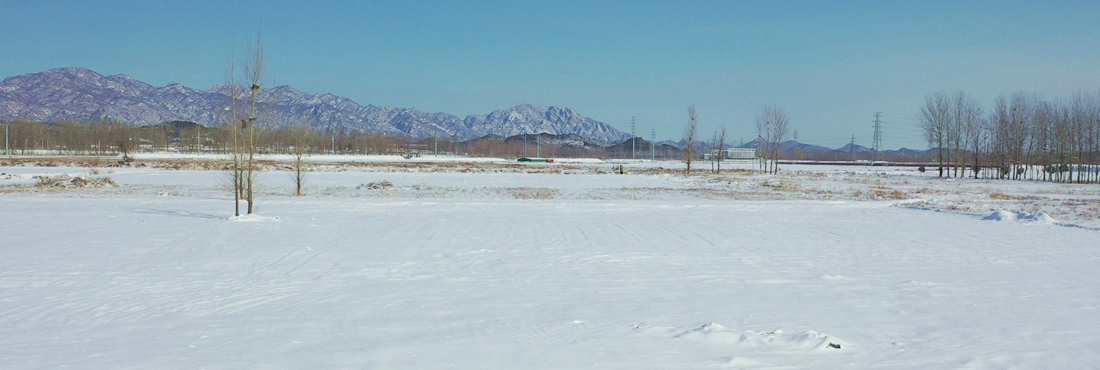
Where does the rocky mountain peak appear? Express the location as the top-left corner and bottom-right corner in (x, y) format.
(0, 67), (631, 142)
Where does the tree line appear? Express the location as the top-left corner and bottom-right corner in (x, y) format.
(0, 119), (404, 157)
(682, 104), (789, 175)
(919, 90), (1100, 183)
(0, 118), (692, 160)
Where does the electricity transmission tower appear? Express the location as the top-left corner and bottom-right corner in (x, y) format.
(631, 116), (636, 159)
(872, 112), (883, 163)
(793, 129), (799, 143)
(850, 135), (856, 161)
(650, 128), (655, 160)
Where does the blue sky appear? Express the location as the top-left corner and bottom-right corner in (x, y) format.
(3, 1), (1098, 149)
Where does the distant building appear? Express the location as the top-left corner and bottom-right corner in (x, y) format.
(706, 148), (758, 161)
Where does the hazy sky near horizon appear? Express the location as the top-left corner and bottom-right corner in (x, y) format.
(3, 1), (1099, 148)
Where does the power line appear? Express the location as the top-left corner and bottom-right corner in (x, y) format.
(879, 115), (919, 121)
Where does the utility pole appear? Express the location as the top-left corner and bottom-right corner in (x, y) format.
(524, 134), (528, 157)
(872, 112), (883, 164)
(4, 119), (9, 157)
(536, 133), (541, 157)
(631, 116), (636, 159)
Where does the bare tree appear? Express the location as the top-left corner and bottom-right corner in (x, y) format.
(1008, 92), (1036, 179)
(769, 108), (789, 174)
(223, 29), (268, 215)
(710, 131), (718, 173)
(714, 126), (726, 173)
(970, 102), (989, 178)
(241, 31), (266, 213)
(1069, 92), (1098, 183)
(223, 53), (248, 216)
(684, 105), (698, 174)
(290, 122), (309, 196)
(920, 91), (951, 177)
(948, 91), (965, 177)
(1031, 100), (1054, 181)
(953, 91), (982, 178)
(989, 95), (1010, 179)
(1088, 90), (1100, 183)
(112, 122), (133, 163)
(755, 117), (769, 172)
(755, 105), (789, 174)
(1051, 100), (1074, 182)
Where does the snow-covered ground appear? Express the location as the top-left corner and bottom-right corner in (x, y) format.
(2, 159), (1099, 369)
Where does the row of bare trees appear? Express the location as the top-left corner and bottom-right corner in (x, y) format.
(0, 119), (160, 156)
(681, 104), (788, 175)
(920, 90), (1100, 183)
(0, 119), (401, 156)
(755, 105), (790, 174)
(710, 126), (726, 173)
(0, 118), (689, 160)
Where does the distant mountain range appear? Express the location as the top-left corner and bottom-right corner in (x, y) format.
(659, 137), (930, 154)
(1, 67), (927, 153)
(0, 67), (631, 142)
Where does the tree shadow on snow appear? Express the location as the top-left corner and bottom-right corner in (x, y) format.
(131, 208), (226, 220)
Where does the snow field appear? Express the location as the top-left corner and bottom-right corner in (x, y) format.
(2, 164), (1100, 368)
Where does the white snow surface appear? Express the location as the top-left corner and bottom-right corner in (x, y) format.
(2, 162), (1100, 369)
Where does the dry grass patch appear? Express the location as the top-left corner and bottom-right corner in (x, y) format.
(33, 174), (117, 189)
(989, 191), (1029, 200)
(761, 180), (801, 192)
(854, 186), (909, 200)
(358, 180), (394, 190)
(509, 187), (557, 199)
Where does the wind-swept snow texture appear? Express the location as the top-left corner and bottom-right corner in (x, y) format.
(2, 169), (1100, 369)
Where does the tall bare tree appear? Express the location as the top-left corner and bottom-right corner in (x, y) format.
(961, 95), (987, 178)
(920, 91), (951, 177)
(684, 105), (698, 174)
(290, 121), (310, 196)
(952, 91), (983, 178)
(714, 126), (726, 173)
(755, 116), (769, 172)
(223, 29), (267, 215)
(224, 54), (244, 215)
(1008, 92), (1036, 179)
(769, 108), (789, 174)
